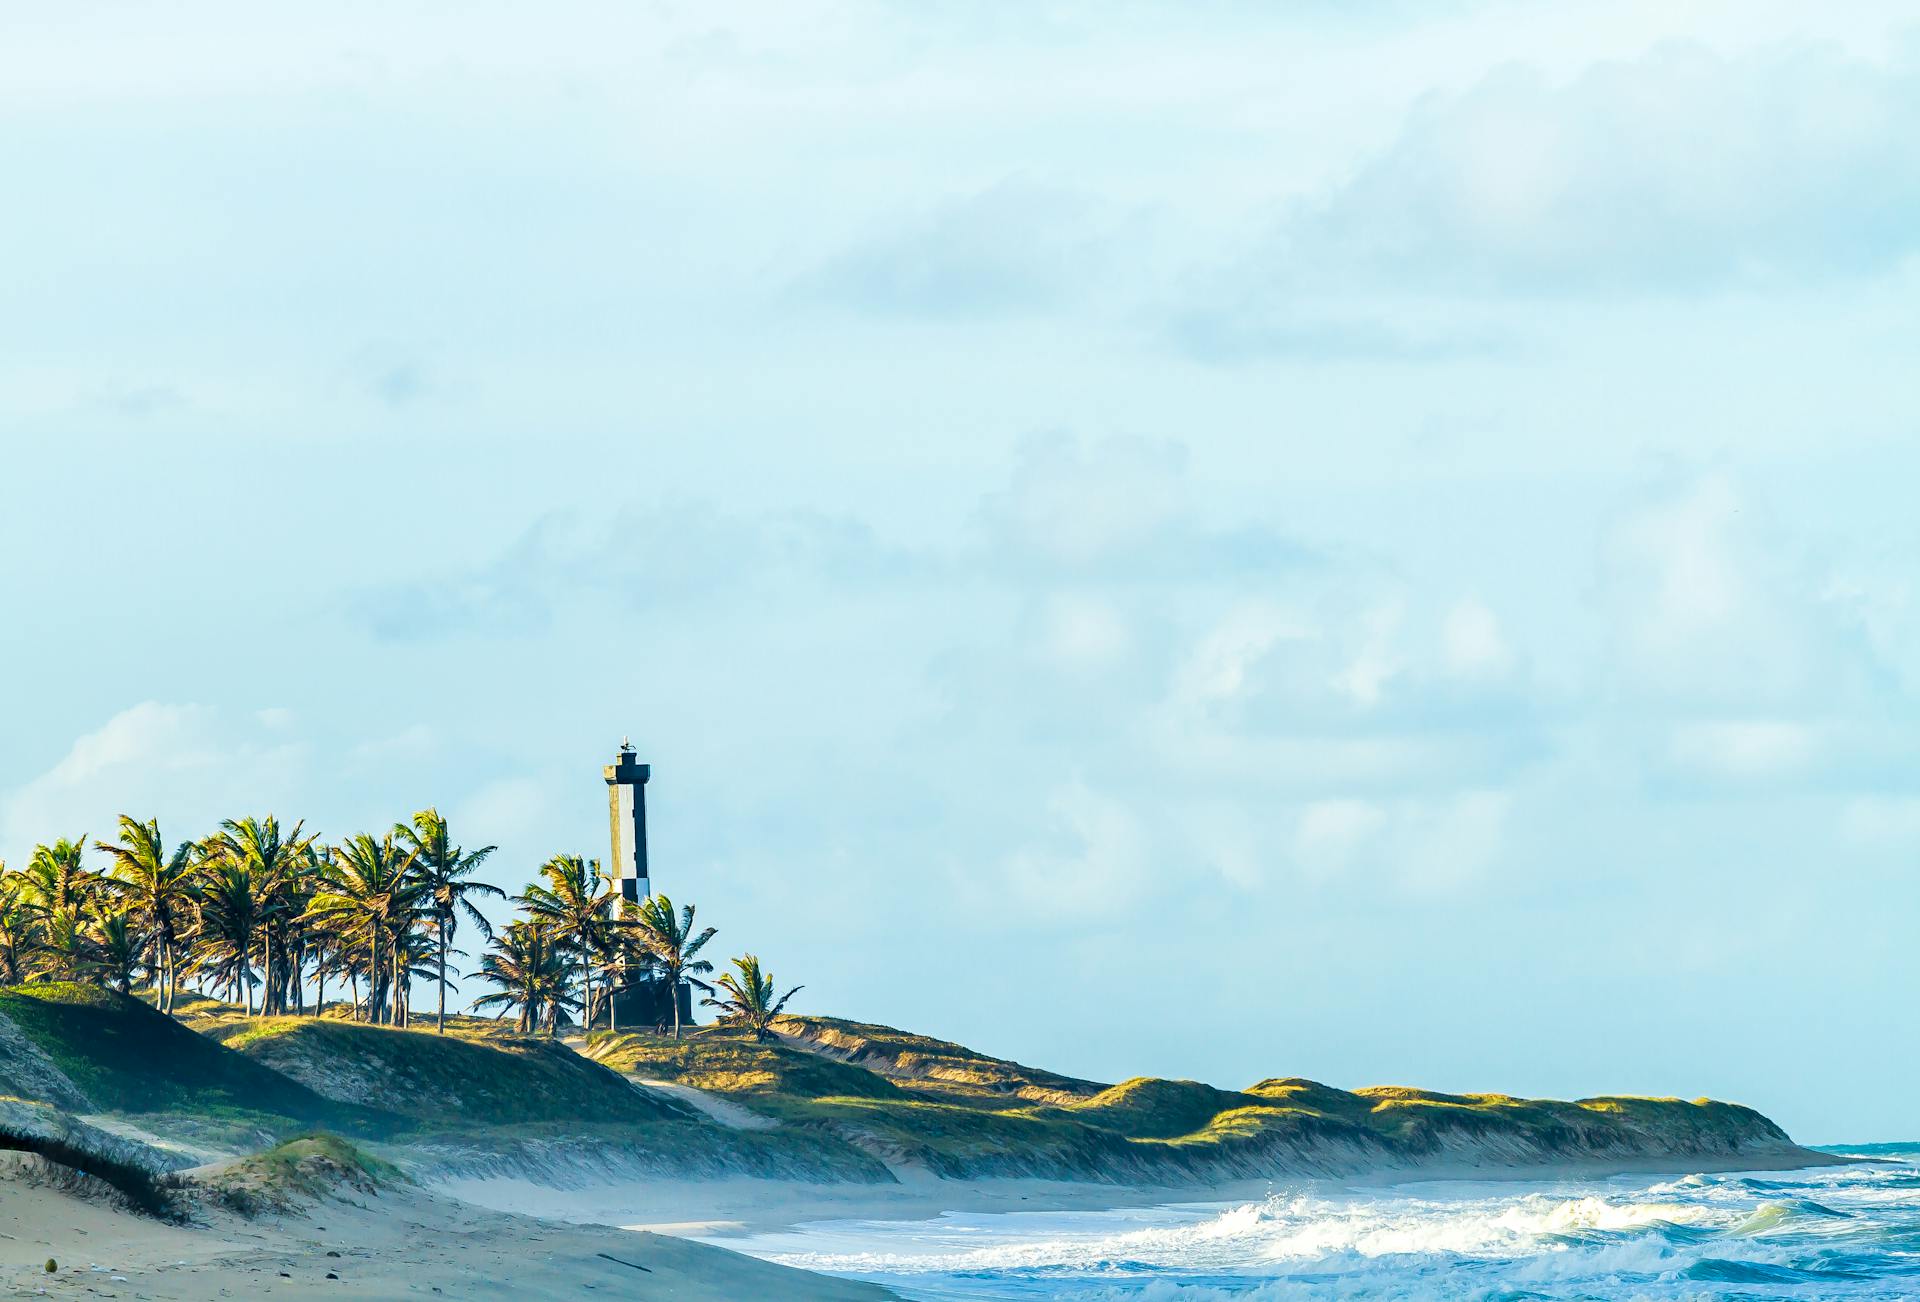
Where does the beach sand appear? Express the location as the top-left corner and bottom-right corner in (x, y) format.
(0, 1171), (895, 1300)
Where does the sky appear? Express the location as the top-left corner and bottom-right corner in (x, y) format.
(3, 1), (1919, 1143)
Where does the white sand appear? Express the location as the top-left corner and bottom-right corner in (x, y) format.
(0, 1172), (894, 1300)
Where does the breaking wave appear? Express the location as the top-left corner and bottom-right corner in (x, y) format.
(729, 1145), (1920, 1299)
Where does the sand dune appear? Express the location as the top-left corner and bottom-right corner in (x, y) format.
(0, 1171), (895, 1300)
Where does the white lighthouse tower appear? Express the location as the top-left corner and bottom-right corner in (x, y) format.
(603, 739), (651, 903)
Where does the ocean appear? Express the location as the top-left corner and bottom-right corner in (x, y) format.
(723, 1147), (1920, 1299)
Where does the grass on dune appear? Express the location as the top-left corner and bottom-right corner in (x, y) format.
(775, 1016), (1103, 1104)
(579, 1020), (1793, 1179)
(588, 1026), (904, 1102)
(201, 1015), (691, 1128)
(0, 984), (387, 1137)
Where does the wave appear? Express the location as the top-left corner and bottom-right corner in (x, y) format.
(745, 1156), (1920, 1298)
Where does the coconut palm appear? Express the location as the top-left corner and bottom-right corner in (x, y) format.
(591, 898), (658, 1034)
(516, 855), (615, 1033)
(87, 908), (142, 994)
(205, 817), (313, 1016)
(0, 874), (38, 984)
(305, 833), (426, 1025)
(18, 838), (98, 922)
(703, 954), (802, 1041)
(93, 817), (199, 1012)
(471, 922), (579, 1035)
(630, 895), (716, 1040)
(395, 809), (501, 1032)
(32, 908), (97, 982)
(193, 862), (266, 1010)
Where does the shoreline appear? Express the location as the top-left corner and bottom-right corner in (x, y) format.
(431, 1144), (1851, 1239)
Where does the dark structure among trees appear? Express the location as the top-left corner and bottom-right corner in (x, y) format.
(603, 742), (693, 1031)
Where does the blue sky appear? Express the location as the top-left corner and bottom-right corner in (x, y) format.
(3, 1), (1918, 1142)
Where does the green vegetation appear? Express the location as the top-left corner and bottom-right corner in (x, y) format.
(581, 1017), (1795, 1184)
(211, 1015), (685, 1128)
(0, 808), (774, 1050)
(777, 1016), (1104, 1104)
(704, 954), (802, 1040)
(208, 1132), (403, 1213)
(628, 896), (716, 1040)
(590, 1026), (904, 1100)
(0, 983), (384, 1136)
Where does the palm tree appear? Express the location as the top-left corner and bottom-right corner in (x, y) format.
(703, 954), (802, 1041)
(87, 909), (141, 994)
(517, 855), (615, 1033)
(15, 840), (99, 983)
(630, 895), (716, 1040)
(395, 809), (501, 1032)
(305, 833), (425, 1025)
(94, 817), (199, 1012)
(19, 837), (97, 922)
(591, 899), (657, 1034)
(471, 922), (579, 1035)
(206, 817), (313, 1016)
(0, 873), (39, 984)
(33, 909), (96, 982)
(194, 862), (265, 1010)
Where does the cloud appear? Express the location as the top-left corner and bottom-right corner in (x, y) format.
(1667, 718), (1818, 780)
(1167, 304), (1514, 364)
(1295, 798), (1386, 878)
(997, 780), (1151, 919)
(977, 435), (1318, 581)
(351, 505), (913, 641)
(1266, 42), (1920, 295)
(1442, 599), (1514, 679)
(1170, 600), (1312, 708)
(801, 181), (1112, 317)
(1600, 474), (1816, 703)
(1290, 790), (1510, 893)
(0, 703), (309, 865)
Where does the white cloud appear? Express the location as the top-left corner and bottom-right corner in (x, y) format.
(1172, 600), (1311, 707)
(983, 435), (1188, 566)
(1278, 42), (1920, 293)
(999, 781), (1151, 920)
(1600, 474), (1815, 703)
(1037, 594), (1131, 670)
(1668, 719), (1818, 780)
(0, 703), (308, 864)
(1295, 798), (1386, 879)
(1442, 598), (1514, 678)
(1331, 601), (1403, 707)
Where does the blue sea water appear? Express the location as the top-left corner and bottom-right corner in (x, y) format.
(727, 1147), (1920, 1300)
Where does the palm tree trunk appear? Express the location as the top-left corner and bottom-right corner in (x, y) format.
(670, 967), (681, 1040)
(581, 950), (593, 1036)
(437, 914), (449, 1033)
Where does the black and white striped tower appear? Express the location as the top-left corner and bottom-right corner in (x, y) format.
(604, 739), (651, 903)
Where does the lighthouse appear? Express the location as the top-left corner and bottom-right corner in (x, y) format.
(601, 740), (690, 1031)
(604, 739), (651, 903)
